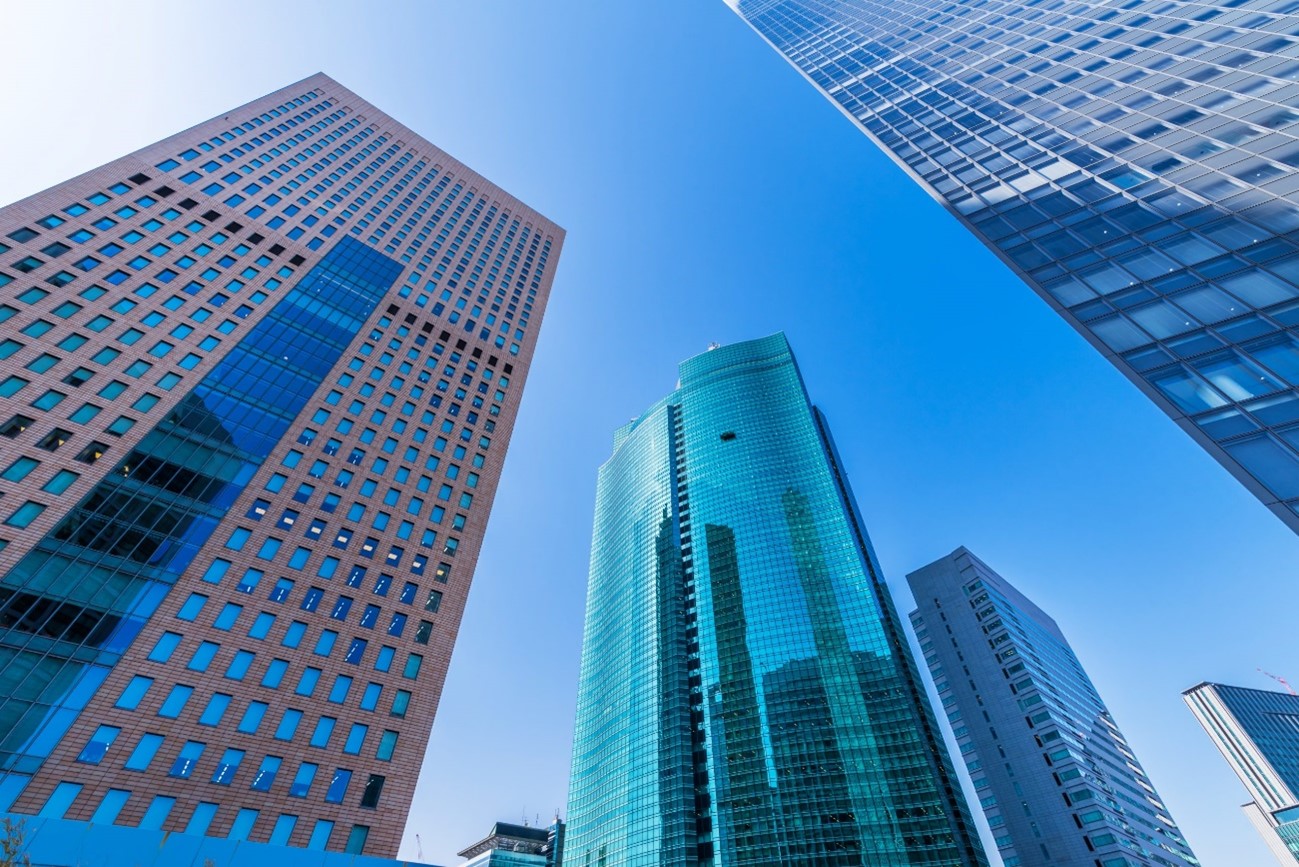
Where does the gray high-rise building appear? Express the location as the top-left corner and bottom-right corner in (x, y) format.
(727, 0), (1299, 534)
(1185, 681), (1299, 864)
(908, 548), (1198, 867)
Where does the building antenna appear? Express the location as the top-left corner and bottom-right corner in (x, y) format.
(415, 834), (425, 860)
(1259, 667), (1297, 695)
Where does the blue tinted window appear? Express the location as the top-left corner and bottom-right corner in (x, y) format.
(125, 733), (164, 771)
(251, 756), (282, 792)
(158, 685), (193, 718)
(76, 725), (121, 765)
(169, 741), (206, 778)
(275, 709), (303, 741)
(324, 768), (352, 803)
(147, 632), (182, 663)
(115, 676), (154, 710)
(290, 762), (318, 798)
(310, 717), (336, 748)
(238, 701), (268, 734)
(263, 659), (289, 689)
(199, 693), (232, 726)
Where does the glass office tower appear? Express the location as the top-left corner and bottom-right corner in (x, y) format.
(1185, 682), (1299, 864)
(566, 334), (986, 867)
(0, 73), (563, 857)
(727, 0), (1299, 533)
(909, 548), (1199, 867)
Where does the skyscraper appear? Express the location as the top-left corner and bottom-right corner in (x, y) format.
(727, 0), (1299, 534)
(0, 73), (563, 857)
(566, 333), (986, 866)
(907, 548), (1199, 867)
(1184, 681), (1299, 864)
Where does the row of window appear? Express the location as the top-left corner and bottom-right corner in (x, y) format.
(39, 778), (371, 853)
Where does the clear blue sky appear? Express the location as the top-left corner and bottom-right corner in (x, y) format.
(2, 2), (1295, 864)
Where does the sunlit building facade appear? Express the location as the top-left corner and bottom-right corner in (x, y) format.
(909, 548), (1199, 867)
(728, 0), (1299, 533)
(1185, 682), (1299, 864)
(566, 334), (986, 866)
(0, 73), (563, 857)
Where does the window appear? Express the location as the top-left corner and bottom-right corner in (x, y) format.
(199, 693), (232, 726)
(124, 733), (164, 771)
(147, 632), (182, 663)
(296, 667), (322, 697)
(391, 690), (410, 718)
(91, 789), (132, 825)
(403, 653), (423, 679)
(360, 682), (382, 711)
(325, 769), (353, 804)
(176, 593), (208, 621)
(344, 824), (369, 855)
(308, 820), (334, 850)
(238, 701), (268, 734)
(38, 782), (82, 819)
(275, 709), (304, 742)
(270, 814), (297, 846)
(290, 762), (318, 798)
(376, 730), (398, 762)
(310, 717), (336, 748)
(168, 741), (205, 778)
(211, 749), (244, 785)
(328, 675), (353, 704)
(251, 755), (282, 792)
(140, 796), (176, 830)
(343, 724), (368, 755)
(229, 808), (259, 841)
(214, 603), (242, 631)
(225, 650), (255, 680)
(158, 685), (194, 718)
(360, 774), (385, 809)
(263, 658), (290, 689)
(77, 725), (121, 765)
(187, 641), (220, 672)
(186, 802), (219, 836)
(115, 675), (154, 709)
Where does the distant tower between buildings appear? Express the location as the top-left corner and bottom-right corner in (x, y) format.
(1185, 681), (1299, 864)
(565, 333), (987, 866)
(728, 0), (1299, 534)
(908, 548), (1199, 867)
(0, 72), (563, 857)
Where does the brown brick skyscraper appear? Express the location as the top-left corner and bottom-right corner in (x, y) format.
(0, 73), (563, 857)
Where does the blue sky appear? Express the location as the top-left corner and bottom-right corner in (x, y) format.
(3, 1), (1297, 864)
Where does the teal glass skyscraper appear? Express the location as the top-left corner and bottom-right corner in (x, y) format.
(728, 0), (1299, 534)
(565, 334), (986, 867)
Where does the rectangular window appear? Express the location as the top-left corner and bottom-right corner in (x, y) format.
(90, 789), (132, 825)
(238, 701), (268, 734)
(115, 675), (154, 710)
(270, 814), (297, 846)
(360, 774), (385, 809)
(308, 819), (334, 850)
(229, 808), (259, 841)
(343, 723), (368, 755)
(325, 768), (353, 804)
(158, 685), (194, 718)
(38, 782), (83, 819)
(290, 762), (318, 798)
(76, 725), (121, 765)
(211, 749), (244, 785)
(168, 741), (205, 778)
(275, 709), (303, 741)
(187, 641), (220, 672)
(376, 730), (398, 762)
(186, 802), (219, 836)
(251, 755), (282, 792)
(310, 717), (336, 748)
(199, 693), (232, 727)
(140, 796), (176, 830)
(225, 650), (255, 680)
(125, 733), (164, 771)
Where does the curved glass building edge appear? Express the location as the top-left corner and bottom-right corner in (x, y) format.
(567, 333), (986, 866)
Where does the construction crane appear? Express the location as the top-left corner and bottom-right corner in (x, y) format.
(1259, 668), (1297, 695)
